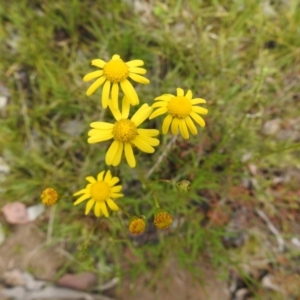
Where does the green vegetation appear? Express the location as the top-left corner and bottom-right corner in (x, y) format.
(0, 0), (299, 298)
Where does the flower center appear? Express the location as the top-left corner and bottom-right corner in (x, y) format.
(167, 96), (192, 119)
(90, 181), (111, 202)
(103, 58), (129, 83)
(112, 119), (137, 143)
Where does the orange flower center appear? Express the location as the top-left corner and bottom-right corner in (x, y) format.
(112, 119), (137, 143)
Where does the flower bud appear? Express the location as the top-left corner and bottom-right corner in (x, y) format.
(154, 209), (172, 230)
(176, 180), (190, 192)
(129, 216), (146, 235)
(41, 188), (58, 206)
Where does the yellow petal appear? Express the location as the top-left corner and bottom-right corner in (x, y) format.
(121, 96), (130, 119)
(106, 141), (120, 166)
(190, 112), (206, 127)
(86, 176), (96, 183)
(112, 142), (123, 166)
(109, 105), (122, 121)
(86, 77), (106, 96)
(126, 60), (144, 67)
(128, 67), (146, 74)
(124, 143), (136, 168)
(90, 122), (114, 129)
(73, 189), (86, 196)
(111, 185), (122, 193)
(179, 119), (189, 139)
(99, 202), (109, 217)
(131, 104), (152, 126)
(106, 199), (119, 211)
(111, 193), (124, 198)
(85, 199), (95, 215)
(91, 59), (106, 68)
(137, 128), (159, 137)
(176, 88), (184, 96)
(135, 135), (159, 146)
(83, 70), (103, 82)
(128, 73), (149, 84)
(162, 114), (173, 134)
(185, 90), (193, 100)
(120, 80), (139, 105)
(192, 106), (208, 115)
(102, 80), (111, 108)
(74, 193), (90, 205)
(97, 171), (105, 181)
(152, 101), (168, 108)
(111, 83), (119, 110)
(171, 118), (179, 135)
(154, 94), (173, 101)
(87, 130), (113, 143)
(104, 170), (112, 182)
(132, 137), (155, 153)
(111, 54), (120, 60)
(109, 177), (120, 186)
(149, 106), (168, 119)
(94, 202), (101, 217)
(186, 116), (198, 135)
(191, 98), (206, 104)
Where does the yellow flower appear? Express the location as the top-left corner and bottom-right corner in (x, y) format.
(83, 54), (149, 109)
(154, 208), (173, 230)
(128, 216), (146, 235)
(41, 188), (58, 206)
(73, 170), (123, 217)
(149, 88), (208, 139)
(88, 103), (160, 168)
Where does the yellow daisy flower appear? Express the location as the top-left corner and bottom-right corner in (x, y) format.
(88, 103), (160, 168)
(73, 170), (123, 217)
(83, 54), (149, 109)
(149, 88), (208, 139)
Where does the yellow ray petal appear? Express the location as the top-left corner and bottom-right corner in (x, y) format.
(74, 193), (90, 205)
(177, 88), (184, 96)
(128, 67), (146, 74)
(111, 83), (119, 110)
(85, 199), (95, 215)
(162, 114), (173, 134)
(106, 199), (119, 211)
(192, 106), (208, 115)
(149, 106), (168, 119)
(124, 143), (136, 168)
(120, 80), (139, 105)
(171, 118), (179, 135)
(134, 135), (160, 146)
(86, 76), (106, 96)
(137, 128), (159, 137)
(154, 94), (173, 101)
(94, 202), (101, 217)
(121, 96), (130, 119)
(87, 131), (113, 143)
(185, 90), (193, 100)
(106, 141), (120, 166)
(152, 101), (168, 108)
(109, 177), (120, 186)
(102, 80), (111, 108)
(128, 73), (149, 84)
(86, 176), (96, 183)
(126, 60), (144, 67)
(90, 122), (114, 129)
(179, 119), (189, 139)
(186, 116), (198, 135)
(104, 170), (112, 181)
(111, 142), (123, 166)
(111, 193), (124, 198)
(190, 112), (206, 127)
(97, 171), (105, 181)
(191, 98), (206, 104)
(111, 185), (122, 193)
(91, 59), (106, 68)
(131, 104), (152, 126)
(99, 202), (109, 217)
(132, 137), (155, 153)
(83, 70), (103, 82)
(73, 189), (87, 196)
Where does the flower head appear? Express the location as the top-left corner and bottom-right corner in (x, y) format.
(149, 88), (208, 139)
(129, 216), (146, 235)
(73, 170), (123, 217)
(88, 103), (160, 168)
(83, 54), (149, 109)
(41, 188), (58, 206)
(154, 208), (173, 230)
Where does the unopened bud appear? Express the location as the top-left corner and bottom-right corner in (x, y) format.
(41, 188), (58, 206)
(154, 209), (172, 230)
(129, 216), (146, 235)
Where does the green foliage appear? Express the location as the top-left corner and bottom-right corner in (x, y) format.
(0, 0), (299, 295)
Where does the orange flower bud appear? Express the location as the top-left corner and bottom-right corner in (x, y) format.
(154, 209), (172, 230)
(129, 217), (146, 235)
(41, 188), (58, 206)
